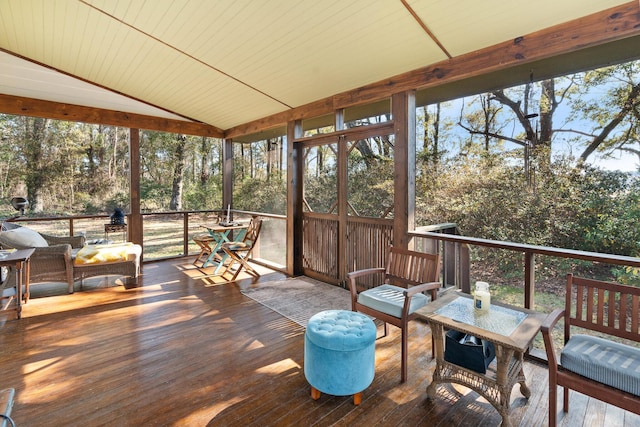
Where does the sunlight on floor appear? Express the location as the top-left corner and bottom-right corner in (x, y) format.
(186, 395), (247, 424)
(22, 356), (64, 376)
(244, 339), (265, 351)
(255, 358), (301, 375)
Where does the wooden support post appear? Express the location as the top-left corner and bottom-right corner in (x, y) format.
(444, 240), (455, 288)
(338, 134), (348, 282)
(222, 138), (233, 216)
(335, 108), (348, 282)
(287, 120), (304, 276)
(183, 213), (190, 257)
(392, 91), (416, 250)
(128, 128), (142, 248)
(460, 244), (471, 293)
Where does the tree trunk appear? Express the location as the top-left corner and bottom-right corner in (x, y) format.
(169, 134), (187, 211)
(538, 79), (555, 150)
(433, 103), (440, 162)
(199, 136), (210, 185)
(24, 117), (50, 213)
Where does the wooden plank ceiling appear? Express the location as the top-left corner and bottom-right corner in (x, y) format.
(0, 0), (637, 136)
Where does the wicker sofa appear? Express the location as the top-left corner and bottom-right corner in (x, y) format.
(0, 222), (141, 294)
(0, 221), (84, 294)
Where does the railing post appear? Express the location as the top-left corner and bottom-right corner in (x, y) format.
(183, 212), (190, 256)
(524, 251), (535, 309)
(460, 243), (470, 293)
(444, 240), (455, 288)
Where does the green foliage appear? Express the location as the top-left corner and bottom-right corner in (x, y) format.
(347, 148), (394, 217)
(575, 168), (640, 255)
(304, 172), (337, 213)
(612, 266), (640, 286)
(234, 176), (287, 215)
(416, 151), (640, 281)
(140, 180), (171, 211)
(183, 178), (222, 211)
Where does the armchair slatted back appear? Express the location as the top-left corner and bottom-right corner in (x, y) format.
(386, 247), (441, 291)
(565, 274), (640, 343)
(240, 217), (262, 250)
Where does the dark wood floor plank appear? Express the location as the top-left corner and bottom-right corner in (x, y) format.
(1, 258), (639, 426)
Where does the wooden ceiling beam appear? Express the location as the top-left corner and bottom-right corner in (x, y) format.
(0, 94), (224, 138)
(225, 1), (640, 139)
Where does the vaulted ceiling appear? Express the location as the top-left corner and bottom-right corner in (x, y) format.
(1, 0), (639, 139)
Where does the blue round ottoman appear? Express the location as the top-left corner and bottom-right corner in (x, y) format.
(304, 310), (376, 405)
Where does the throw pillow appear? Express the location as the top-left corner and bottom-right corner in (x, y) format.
(0, 227), (49, 249)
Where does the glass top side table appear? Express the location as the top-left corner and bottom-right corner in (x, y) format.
(415, 292), (545, 427)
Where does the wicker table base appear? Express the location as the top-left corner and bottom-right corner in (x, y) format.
(416, 293), (543, 427)
(426, 326), (529, 427)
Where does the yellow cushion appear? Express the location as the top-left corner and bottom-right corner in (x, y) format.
(74, 242), (133, 265)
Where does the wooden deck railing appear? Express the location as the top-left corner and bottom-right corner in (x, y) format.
(8, 214), (639, 307)
(302, 213), (340, 280)
(410, 226), (640, 310)
(6, 210), (288, 270)
(413, 223), (470, 292)
(300, 216), (640, 312)
(302, 213), (393, 285)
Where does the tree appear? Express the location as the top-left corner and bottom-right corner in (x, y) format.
(169, 134), (187, 211)
(571, 62), (640, 163)
(23, 117), (50, 212)
(453, 61), (640, 170)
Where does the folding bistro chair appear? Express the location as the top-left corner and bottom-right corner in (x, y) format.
(192, 233), (216, 267)
(220, 217), (263, 280)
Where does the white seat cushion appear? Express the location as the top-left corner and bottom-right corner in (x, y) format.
(357, 284), (429, 318)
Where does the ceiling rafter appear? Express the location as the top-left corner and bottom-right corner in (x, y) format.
(400, 0), (452, 59)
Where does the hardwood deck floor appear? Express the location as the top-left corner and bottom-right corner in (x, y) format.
(1, 258), (639, 427)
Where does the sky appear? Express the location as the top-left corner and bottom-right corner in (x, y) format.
(417, 82), (639, 174)
(588, 151), (638, 172)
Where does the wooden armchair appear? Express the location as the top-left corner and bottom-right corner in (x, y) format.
(347, 246), (441, 382)
(220, 217), (263, 281)
(0, 222), (85, 294)
(541, 274), (640, 426)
